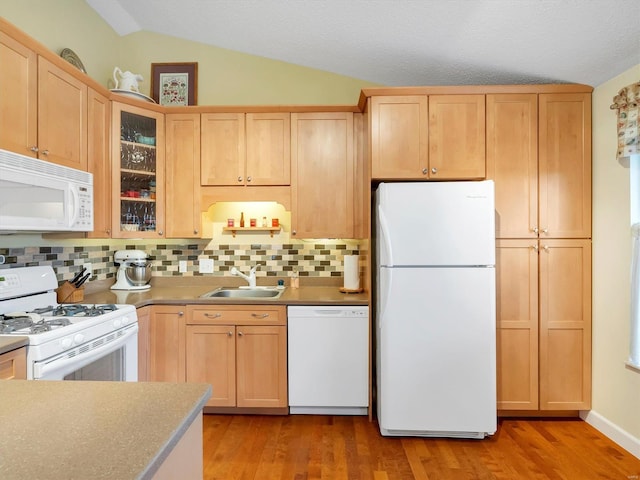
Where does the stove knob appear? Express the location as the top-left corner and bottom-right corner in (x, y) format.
(73, 333), (84, 344)
(113, 318), (122, 328)
(61, 338), (73, 349)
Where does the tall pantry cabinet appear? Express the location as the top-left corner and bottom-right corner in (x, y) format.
(487, 91), (592, 411)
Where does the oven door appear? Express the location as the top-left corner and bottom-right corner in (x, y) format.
(32, 324), (138, 381)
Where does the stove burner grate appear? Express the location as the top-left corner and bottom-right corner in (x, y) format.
(0, 315), (71, 334)
(51, 304), (118, 317)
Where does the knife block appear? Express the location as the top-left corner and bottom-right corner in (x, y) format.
(56, 281), (85, 304)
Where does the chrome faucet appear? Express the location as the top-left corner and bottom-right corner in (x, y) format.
(230, 265), (258, 287)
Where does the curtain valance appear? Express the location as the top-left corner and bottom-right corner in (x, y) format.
(611, 81), (640, 164)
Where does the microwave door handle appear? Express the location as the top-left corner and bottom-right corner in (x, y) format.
(69, 186), (80, 226)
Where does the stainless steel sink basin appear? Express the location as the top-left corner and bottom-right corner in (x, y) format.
(200, 287), (284, 299)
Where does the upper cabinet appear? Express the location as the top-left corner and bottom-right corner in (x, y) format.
(86, 88), (112, 238)
(165, 113), (201, 238)
(370, 95), (485, 180)
(487, 93), (592, 239)
(111, 102), (165, 239)
(0, 32), (87, 170)
(201, 112), (290, 186)
(291, 112), (354, 238)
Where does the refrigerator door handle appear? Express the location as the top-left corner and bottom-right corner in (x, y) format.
(379, 267), (392, 327)
(378, 207), (393, 266)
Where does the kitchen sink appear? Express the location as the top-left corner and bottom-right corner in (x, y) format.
(200, 287), (284, 299)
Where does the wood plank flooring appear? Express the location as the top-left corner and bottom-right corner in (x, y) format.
(202, 415), (640, 479)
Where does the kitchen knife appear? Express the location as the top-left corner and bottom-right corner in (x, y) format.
(74, 272), (91, 288)
(70, 267), (86, 285)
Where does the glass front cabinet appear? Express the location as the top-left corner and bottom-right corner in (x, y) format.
(112, 102), (165, 238)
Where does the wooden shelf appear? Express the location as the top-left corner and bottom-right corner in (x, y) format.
(223, 226), (281, 237)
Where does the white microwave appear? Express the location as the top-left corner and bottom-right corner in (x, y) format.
(0, 149), (93, 233)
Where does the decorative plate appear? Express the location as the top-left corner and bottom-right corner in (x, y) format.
(59, 48), (86, 74)
(110, 89), (157, 104)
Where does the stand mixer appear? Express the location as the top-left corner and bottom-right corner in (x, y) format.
(111, 250), (152, 291)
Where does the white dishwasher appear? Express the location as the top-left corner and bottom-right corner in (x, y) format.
(287, 305), (369, 415)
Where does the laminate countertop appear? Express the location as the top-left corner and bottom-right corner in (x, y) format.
(0, 380), (211, 480)
(0, 336), (28, 355)
(83, 282), (369, 308)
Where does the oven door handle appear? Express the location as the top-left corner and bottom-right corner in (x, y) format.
(33, 324), (138, 380)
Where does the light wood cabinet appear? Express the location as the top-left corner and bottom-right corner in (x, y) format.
(86, 88), (112, 238)
(165, 113), (201, 238)
(0, 347), (27, 380)
(539, 239), (592, 410)
(111, 102), (165, 238)
(370, 95), (485, 180)
(201, 112), (290, 186)
(136, 306), (151, 382)
(0, 30), (37, 157)
(186, 305), (287, 409)
(148, 306), (186, 383)
(291, 112), (354, 238)
(539, 93), (592, 239)
(0, 31), (87, 170)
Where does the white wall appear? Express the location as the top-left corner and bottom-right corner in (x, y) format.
(589, 64), (640, 457)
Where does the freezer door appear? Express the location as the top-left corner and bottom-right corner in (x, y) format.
(377, 266), (497, 436)
(377, 181), (495, 266)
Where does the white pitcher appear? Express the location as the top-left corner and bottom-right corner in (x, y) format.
(113, 67), (143, 92)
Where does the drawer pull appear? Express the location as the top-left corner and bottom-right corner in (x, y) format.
(205, 313), (222, 318)
(251, 313), (270, 319)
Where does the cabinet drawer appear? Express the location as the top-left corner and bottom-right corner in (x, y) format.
(187, 305), (286, 326)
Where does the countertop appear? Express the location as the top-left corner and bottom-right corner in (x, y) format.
(0, 336), (28, 356)
(0, 380), (211, 480)
(83, 281), (369, 308)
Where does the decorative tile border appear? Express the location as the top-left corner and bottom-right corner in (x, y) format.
(0, 241), (365, 284)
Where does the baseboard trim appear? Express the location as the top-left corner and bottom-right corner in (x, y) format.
(581, 410), (640, 459)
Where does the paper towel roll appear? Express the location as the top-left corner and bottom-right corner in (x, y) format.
(343, 255), (360, 290)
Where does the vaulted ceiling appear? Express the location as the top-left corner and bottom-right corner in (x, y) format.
(86, 0), (640, 87)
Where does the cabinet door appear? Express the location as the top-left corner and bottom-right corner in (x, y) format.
(236, 325), (288, 408)
(136, 306), (151, 382)
(0, 31), (37, 156)
(539, 94), (592, 238)
(245, 112), (291, 185)
(86, 88), (111, 238)
(370, 96), (428, 179)
(487, 94), (538, 239)
(291, 112), (354, 238)
(37, 56), (87, 170)
(496, 239), (539, 410)
(149, 306), (185, 382)
(165, 113), (201, 238)
(201, 113), (245, 185)
(111, 102), (165, 238)
(428, 95), (485, 179)
(0, 347), (27, 380)
(539, 239), (591, 410)
(186, 325), (236, 407)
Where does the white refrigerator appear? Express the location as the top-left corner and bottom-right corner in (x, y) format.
(376, 181), (497, 439)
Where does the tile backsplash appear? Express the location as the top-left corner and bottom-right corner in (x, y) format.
(0, 240), (365, 284)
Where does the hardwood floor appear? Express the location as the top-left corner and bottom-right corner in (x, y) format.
(202, 414), (640, 479)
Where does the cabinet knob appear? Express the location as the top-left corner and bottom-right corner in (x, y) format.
(292, 230), (297, 235)
(106, 229), (111, 235)
(431, 167), (437, 174)
(158, 231), (163, 236)
(532, 226), (539, 234)
(542, 228), (548, 235)
(531, 244), (539, 252)
(30, 146), (39, 153)
(194, 229), (198, 234)
(41, 149), (49, 156)
(237, 176), (243, 182)
(542, 245), (549, 252)
(227, 331), (233, 337)
(178, 311), (184, 316)
(238, 331), (244, 337)
(247, 176), (252, 182)
(422, 168), (428, 175)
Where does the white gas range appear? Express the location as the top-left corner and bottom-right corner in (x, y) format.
(0, 266), (138, 381)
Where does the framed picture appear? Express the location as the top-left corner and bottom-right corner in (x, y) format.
(150, 62), (198, 106)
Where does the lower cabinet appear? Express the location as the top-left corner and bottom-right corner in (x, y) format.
(186, 305), (287, 410)
(147, 305), (186, 383)
(0, 347), (27, 380)
(496, 239), (592, 411)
